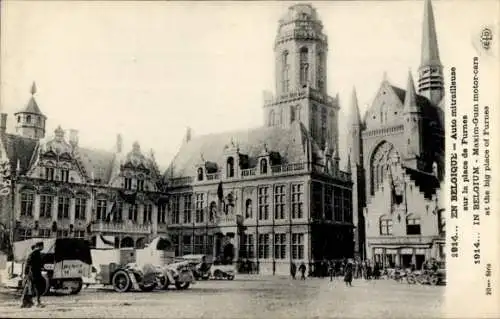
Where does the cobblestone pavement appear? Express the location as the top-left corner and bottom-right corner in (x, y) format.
(0, 275), (444, 319)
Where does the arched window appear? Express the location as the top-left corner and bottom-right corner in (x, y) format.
(197, 167), (204, 181)
(290, 106), (295, 123)
(209, 201), (217, 221)
(269, 110), (275, 126)
(245, 199), (252, 219)
(321, 108), (327, 147)
(26, 115), (31, 124)
(282, 51), (290, 93)
(296, 106), (301, 121)
(300, 47), (309, 87)
(370, 142), (398, 195)
(379, 215), (393, 235)
(227, 157), (234, 178)
(317, 52), (325, 90)
(406, 214), (421, 235)
(311, 105), (317, 137)
(17, 116), (21, 123)
(260, 158), (268, 174)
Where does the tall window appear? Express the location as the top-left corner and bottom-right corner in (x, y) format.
(26, 115), (31, 123)
(96, 199), (107, 221)
(282, 51), (290, 93)
(245, 199), (252, 219)
(291, 183), (304, 219)
(311, 182), (322, 220)
(438, 209), (445, 234)
(321, 108), (327, 147)
(299, 47), (309, 87)
(60, 169), (69, 182)
(136, 179), (145, 191)
(45, 167), (55, 181)
(58, 196), (70, 219)
(274, 185), (285, 220)
(406, 215), (421, 235)
(183, 235), (192, 255)
(20, 192), (34, 216)
(195, 193), (205, 223)
(124, 178), (132, 190)
(311, 105), (318, 138)
(39, 229), (51, 238)
(171, 196), (180, 224)
(324, 185), (333, 220)
(260, 159), (268, 174)
(183, 194), (192, 224)
(380, 216), (393, 235)
(128, 204), (138, 222)
(317, 52), (325, 90)
(209, 201), (217, 222)
(290, 106), (296, 123)
(171, 235), (180, 256)
(112, 201), (123, 222)
(143, 204), (153, 223)
(269, 110), (275, 126)
(258, 234), (270, 259)
(39, 194), (53, 219)
(75, 197), (87, 220)
(241, 234), (254, 259)
(343, 189), (352, 222)
(158, 203), (167, 224)
(258, 186), (270, 220)
(194, 235), (204, 254)
(197, 167), (204, 181)
(274, 233), (286, 259)
(334, 188), (342, 221)
(227, 157), (235, 178)
(291, 233), (304, 259)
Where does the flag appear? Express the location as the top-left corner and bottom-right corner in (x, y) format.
(105, 200), (118, 222)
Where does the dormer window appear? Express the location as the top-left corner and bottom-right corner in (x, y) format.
(124, 177), (132, 190)
(260, 158), (268, 174)
(197, 167), (204, 181)
(45, 167), (54, 181)
(136, 179), (145, 192)
(227, 157), (234, 178)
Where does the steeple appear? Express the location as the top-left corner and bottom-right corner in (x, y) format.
(417, 0), (444, 106)
(403, 70), (421, 113)
(14, 81), (47, 139)
(349, 87), (362, 126)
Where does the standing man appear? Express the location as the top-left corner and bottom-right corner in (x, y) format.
(298, 262), (306, 280)
(29, 241), (45, 308)
(290, 262), (297, 280)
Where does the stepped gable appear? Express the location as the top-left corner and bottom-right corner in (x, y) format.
(165, 122), (322, 179)
(404, 166), (440, 199)
(0, 133), (38, 174)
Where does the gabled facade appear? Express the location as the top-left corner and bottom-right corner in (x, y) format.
(165, 4), (352, 275)
(350, 0), (445, 268)
(0, 84), (168, 249)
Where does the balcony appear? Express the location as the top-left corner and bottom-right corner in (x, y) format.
(206, 173), (220, 181)
(92, 221), (152, 234)
(216, 214), (243, 227)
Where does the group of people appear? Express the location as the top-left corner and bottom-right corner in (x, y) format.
(20, 241), (45, 308)
(289, 262), (307, 280)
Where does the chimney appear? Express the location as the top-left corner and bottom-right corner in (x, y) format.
(69, 129), (79, 147)
(0, 114), (7, 133)
(116, 134), (123, 153)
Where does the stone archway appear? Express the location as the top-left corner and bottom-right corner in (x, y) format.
(121, 237), (134, 248)
(135, 237), (146, 249)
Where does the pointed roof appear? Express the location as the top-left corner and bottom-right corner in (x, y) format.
(420, 0), (441, 67)
(16, 81), (45, 116)
(404, 70), (421, 112)
(349, 87), (361, 126)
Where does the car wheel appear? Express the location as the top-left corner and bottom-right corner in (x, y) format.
(112, 270), (131, 293)
(430, 276), (439, 286)
(175, 282), (190, 290)
(227, 276), (234, 281)
(68, 279), (83, 295)
(214, 270), (222, 280)
(158, 276), (169, 290)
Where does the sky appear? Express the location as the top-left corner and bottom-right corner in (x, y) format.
(0, 0), (497, 172)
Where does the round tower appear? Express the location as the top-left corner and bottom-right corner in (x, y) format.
(15, 82), (47, 139)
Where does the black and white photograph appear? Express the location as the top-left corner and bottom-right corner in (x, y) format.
(0, 0), (498, 318)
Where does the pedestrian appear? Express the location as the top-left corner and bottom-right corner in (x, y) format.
(20, 245), (36, 308)
(344, 262), (353, 287)
(29, 241), (45, 308)
(290, 262), (297, 280)
(298, 262), (306, 280)
(328, 260), (334, 282)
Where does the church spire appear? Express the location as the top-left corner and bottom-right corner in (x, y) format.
(404, 70), (420, 113)
(420, 0), (441, 67)
(349, 87), (361, 127)
(417, 0), (444, 106)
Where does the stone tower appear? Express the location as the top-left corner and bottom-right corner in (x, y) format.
(348, 87), (366, 258)
(15, 82), (46, 139)
(263, 4), (340, 159)
(403, 71), (423, 169)
(417, 0), (444, 106)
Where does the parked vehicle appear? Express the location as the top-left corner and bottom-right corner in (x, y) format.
(181, 254), (212, 280)
(6, 237), (92, 295)
(211, 264), (235, 280)
(97, 262), (165, 292)
(157, 260), (195, 290)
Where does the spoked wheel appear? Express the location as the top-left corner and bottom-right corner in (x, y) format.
(430, 276), (439, 286)
(406, 275), (416, 285)
(213, 270), (223, 280)
(62, 279), (83, 295)
(112, 270), (131, 293)
(158, 276), (169, 290)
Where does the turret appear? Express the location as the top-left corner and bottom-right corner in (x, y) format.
(348, 87), (362, 167)
(14, 82), (47, 139)
(403, 70), (423, 168)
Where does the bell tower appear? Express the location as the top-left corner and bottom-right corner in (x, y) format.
(14, 82), (47, 139)
(264, 4), (339, 154)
